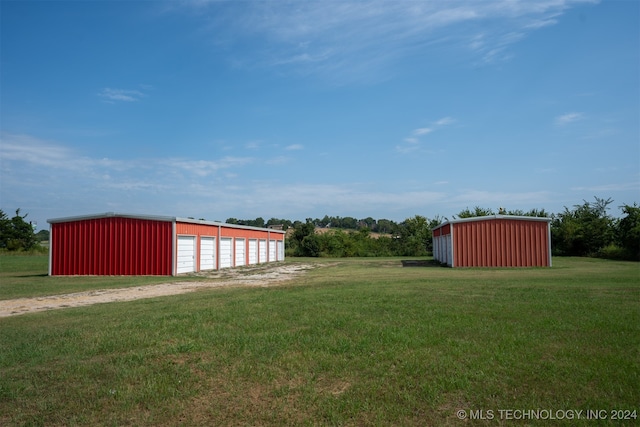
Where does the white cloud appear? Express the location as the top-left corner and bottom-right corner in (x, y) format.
(243, 182), (447, 214)
(413, 128), (433, 136)
(449, 189), (553, 206)
(161, 157), (254, 177)
(434, 117), (456, 126)
(398, 116), (457, 153)
(0, 133), (255, 200)
(265, 156), (290, 165)
(185, 0), (598, 80)
(570, 182), (640, 192)
(0, 133), (76, 168)
(395, 144), (420, 154)
(285, 144), (304, 151)
(555, 112), (585, 126)
(98, 88), (146, 103)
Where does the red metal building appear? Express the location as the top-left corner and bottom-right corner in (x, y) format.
(432, 215), (552, 267)
(48, 213), (285, 276)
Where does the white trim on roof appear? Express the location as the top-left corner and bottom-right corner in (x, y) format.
(47, 212), (176, 224)
(176, 217), (286, 234)
(432, 214), (551, 231)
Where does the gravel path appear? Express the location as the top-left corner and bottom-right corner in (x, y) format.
(0, 263), (313, 318)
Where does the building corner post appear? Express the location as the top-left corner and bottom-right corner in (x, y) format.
(48, 223), (53, 276)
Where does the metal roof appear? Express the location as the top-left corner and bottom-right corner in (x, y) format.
(432, 214), (551, 231)
(47, 212), (286, 234)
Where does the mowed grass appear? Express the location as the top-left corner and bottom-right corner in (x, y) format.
(0, 253), (193, 300)
(0, 256), (638, 426)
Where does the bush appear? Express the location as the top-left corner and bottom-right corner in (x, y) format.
(0, 209), (38, 251)
(596, 244), (629, 261)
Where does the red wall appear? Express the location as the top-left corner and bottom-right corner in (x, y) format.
(175, 222), (284, 240)
(50, 217), (173, 275)
(452, 218), (549, 267)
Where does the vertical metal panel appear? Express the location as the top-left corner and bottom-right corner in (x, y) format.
(442, 224), (451, 235)
(452, 218), (550, 267)
(50, 215), (286, 276)
(50, 217), (173, 275)
(48, 223), (53, 276)
(434, 234), (453, 266)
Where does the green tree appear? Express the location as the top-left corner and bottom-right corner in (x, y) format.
(0, 209), (38, 250)
(376, 219), (397, 234)
(395, 215), (431, 256)
(36, 229), (50, 242)
(551, 197), (615, 257)
(359, 217), (376, 230)
(507, 208), (549, 217)
(300, 234), (321, 257)
(455, 206), (495, 218)
(617, 203), (640, 260)
(288, 220), (317, 256)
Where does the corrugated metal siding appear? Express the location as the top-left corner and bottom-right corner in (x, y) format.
(433, 234), (453, 266)
(49, 214), (286, 276)
(452, 219), (549, 267)
(175, 222), (218, 236)
(50, 217), (172, 275)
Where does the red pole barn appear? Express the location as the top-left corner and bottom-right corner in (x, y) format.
(432, 215), (552, 267)
(48, 213), (285, 276)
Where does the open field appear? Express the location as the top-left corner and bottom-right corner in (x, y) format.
(1, 255), (638, 426)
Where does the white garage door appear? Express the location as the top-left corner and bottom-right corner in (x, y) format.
(248, 239), (258, 265)
(177, 236), (196, 274)
(235, 238), (246, 267)
(277, 240), (284, 261)
(259, 239), (267, 263)
(220, 238), (233, 269)
(200, 237), (216, 271)
(269, 240), (277, 263)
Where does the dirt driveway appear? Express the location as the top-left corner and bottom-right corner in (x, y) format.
(0, 263), (314, 318)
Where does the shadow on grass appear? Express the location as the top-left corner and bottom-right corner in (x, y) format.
(401, 260), (446, 268)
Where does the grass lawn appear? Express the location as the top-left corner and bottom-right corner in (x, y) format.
(0, 255), (638, 425)
(0, 253), (194, 300)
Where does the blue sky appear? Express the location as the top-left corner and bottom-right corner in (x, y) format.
(1, 0), (638, 230)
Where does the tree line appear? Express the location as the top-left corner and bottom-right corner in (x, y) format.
(230, 197), (638, 261)
(1, 197), (638, 261)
